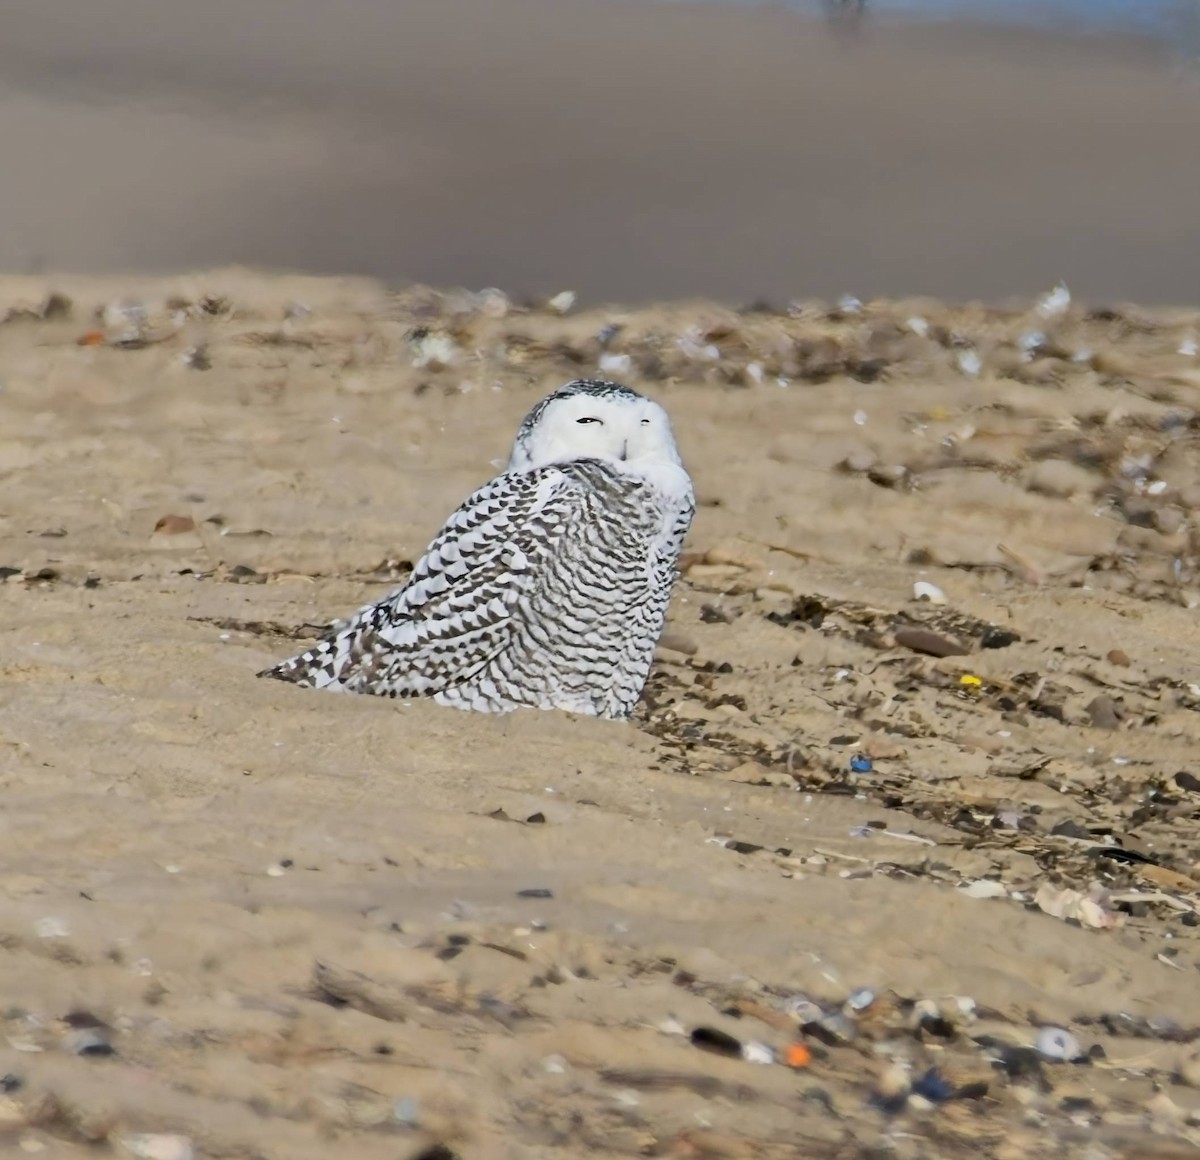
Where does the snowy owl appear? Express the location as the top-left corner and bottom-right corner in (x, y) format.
(258, 379), (695, 720)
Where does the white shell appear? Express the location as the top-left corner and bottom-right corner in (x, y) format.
(913, 581), (947, 605)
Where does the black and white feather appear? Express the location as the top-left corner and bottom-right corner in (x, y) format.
(258, 379), (694, 719)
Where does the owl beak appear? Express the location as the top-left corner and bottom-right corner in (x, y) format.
(618, 440), (628, 461)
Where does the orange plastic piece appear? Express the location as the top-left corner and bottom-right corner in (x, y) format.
(785, 1043), (812, 1069)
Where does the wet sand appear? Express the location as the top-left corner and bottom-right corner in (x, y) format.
(2, 270), (1200, 1155)
(2, 0), (1200, 305)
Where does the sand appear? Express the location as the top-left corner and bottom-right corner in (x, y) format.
(2, 269), (1200, 1156)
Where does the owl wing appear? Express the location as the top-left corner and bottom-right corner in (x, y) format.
(259, 466), (586, 695)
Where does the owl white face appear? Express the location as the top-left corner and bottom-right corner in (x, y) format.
(509, 387), (684, 473)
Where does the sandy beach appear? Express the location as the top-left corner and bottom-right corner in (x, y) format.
(2, 268), (1200, 1156)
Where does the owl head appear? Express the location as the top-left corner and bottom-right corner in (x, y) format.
(508, 379), (684, 473)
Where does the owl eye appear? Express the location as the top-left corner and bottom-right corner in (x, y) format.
(640, 418), (651, 425)
(576, 416), (603, 425)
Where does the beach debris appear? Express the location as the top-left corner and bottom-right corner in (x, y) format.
(152, 515), (196, 536)
(912, 580), (947, 604)
(784, 1043), (812, 1069)
(1035, 1027), (1082, 1062)
(1036, 283), (1072, 320)
(545, 290), (576, 315)
(1034, 883), (1122, 930)
(119, 1135), (195, 1160)
(409, 330), (460, 369)
(959, 879), (1008, 900)
(956, 349), (982, 378)
(849, 755), (873, 774)
(598, 352), (632, 376)
(64, 1024), (115, 1057)
(740, 1040), (775, 1065)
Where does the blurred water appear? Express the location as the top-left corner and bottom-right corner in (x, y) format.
(3, 0), (1200, 305)
(679, 0), (1200, 51)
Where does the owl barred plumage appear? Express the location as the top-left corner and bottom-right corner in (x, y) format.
(257, 379), (695, 720)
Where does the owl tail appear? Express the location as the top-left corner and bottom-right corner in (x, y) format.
(256, 641), (339, 688)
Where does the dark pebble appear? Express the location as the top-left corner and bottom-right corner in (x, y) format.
(525, 812), (546, 824)
(66, 1029), (115, 1057)
(1175, 771), (1200, 793)
(517, 888), (554, 899)
(690, 1026), (743, 1058)
(409, 1146), (461, 1160)
(980, 626), (1021, 649)
(912, 1068), (957, 1102)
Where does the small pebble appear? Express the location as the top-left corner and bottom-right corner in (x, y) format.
(598, 352), (632, 375)
(956, 349), (982, 378)
(912, 1067), (957, 1102)
(1106, 648), (1131, 667)
(1085, 695), (1122, 730)
(120, 1135), (195, 1160)
(65, 1028), (115, 1057)
(846, 987), (876, 1012)
(959, 879), (1008, 900)
(912, 580), (947, 605)
(1036, 282), (1071, 319)
(741, 1040), (775, 1065)
(783, 996), (823, 1024)
(1035, 1026), (1081, 1062)
(892, 626), (968, 658)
